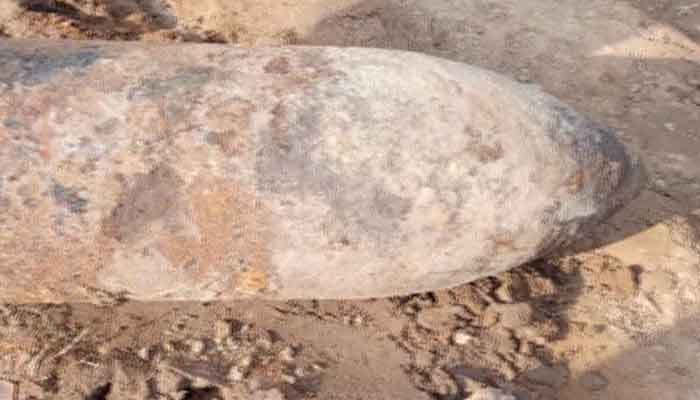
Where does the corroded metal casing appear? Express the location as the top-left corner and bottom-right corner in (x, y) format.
(0, 40), (645, 302)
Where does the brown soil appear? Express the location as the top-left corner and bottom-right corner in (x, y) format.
(1, 0), (699, 399)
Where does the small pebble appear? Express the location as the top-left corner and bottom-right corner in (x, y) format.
(137, 346), (151, 360)
(294, 366), (306, 377)
(516, 72), (531, 83)
(580, 371), (609, 391)
(454, 375), (485, 393)
(224, 337), (240, 351)
(630, 84), (642, 93)
(664, 122), (676, 131)
(402, 304), (418, 315)
(173, 390), (189, 400)
(490, 303), (533, 329)
(518, 326), (539, 338)
(214, 320), (232, 341)
(155, 368), (188, 395)
(188, 339), (206, 355)
(467, 387), (517, 400)
(654, 179), (668, 189)
(352, 315), (364, 326)
(96, 344), (110, 355)
(532, 336), (547, 346)
(191, 377), (210, 389)
(163, 341), (175, 352)
(518, 341), (532, 355)
(524, 364), (569, 388)
(251, 388), (285, 400)
(691, 93), (700, 106)
(279, 346), (295, 362)
(257, 336), (273, 350)
(413, 351), (434, 369)
(493, 284), (513, 303)
(281, 374), (297, 384)
(247, 378), (262, 391)
(481, 308), (499, 327)
(311, 363), (324, 371)
(228, 366), (245, 382)
(676, 4), (699, 16)
(238, 355), (253, 369)
(599, 72), (614, 83)
(452, 330), (475, 345)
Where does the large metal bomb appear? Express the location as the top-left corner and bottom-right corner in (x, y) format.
(0, 40), (645, 302)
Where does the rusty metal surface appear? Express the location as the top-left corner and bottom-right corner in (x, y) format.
(0, 39), (645, 302)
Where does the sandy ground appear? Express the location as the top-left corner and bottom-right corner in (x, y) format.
(1, 0), (700, 399)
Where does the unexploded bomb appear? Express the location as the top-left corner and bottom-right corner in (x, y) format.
(0, 39), (645, 302)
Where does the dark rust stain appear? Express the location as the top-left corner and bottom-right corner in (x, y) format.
(0, 46), (100, 87)
(270, 102), (288, 129)
(472, 142), (504, 163)
(80, 158), (98, 174)
(101, 171), (276, 296)
(94, 118), (120, 136)
(264, 56), (291, 75)
(0, 197), (10, 211)
(207, 130), (246, 156)
(267, 50), (345, 97)
(372, 187), (413, 219)
(2, 117), (21, 129)
(270, 74), (311, 98)
(18, 94), (60, 161)
(127, 67), (213, 100)
(450, 79), (465, 95)
(2, 173), (114, 302)
(52, 182), (88, 214)
(490, 233), (519, 252)
(565, 169), (585, 194)
(275, 29), (300, 45)
(205, 98), (255, 157)
(101, 164), (185, 243)
(269, 102), (292, 152)
(125, 103), (168, 144)
(181, 177), (274, 295)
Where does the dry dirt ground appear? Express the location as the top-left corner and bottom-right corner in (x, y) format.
(1, 0), (700, 399)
